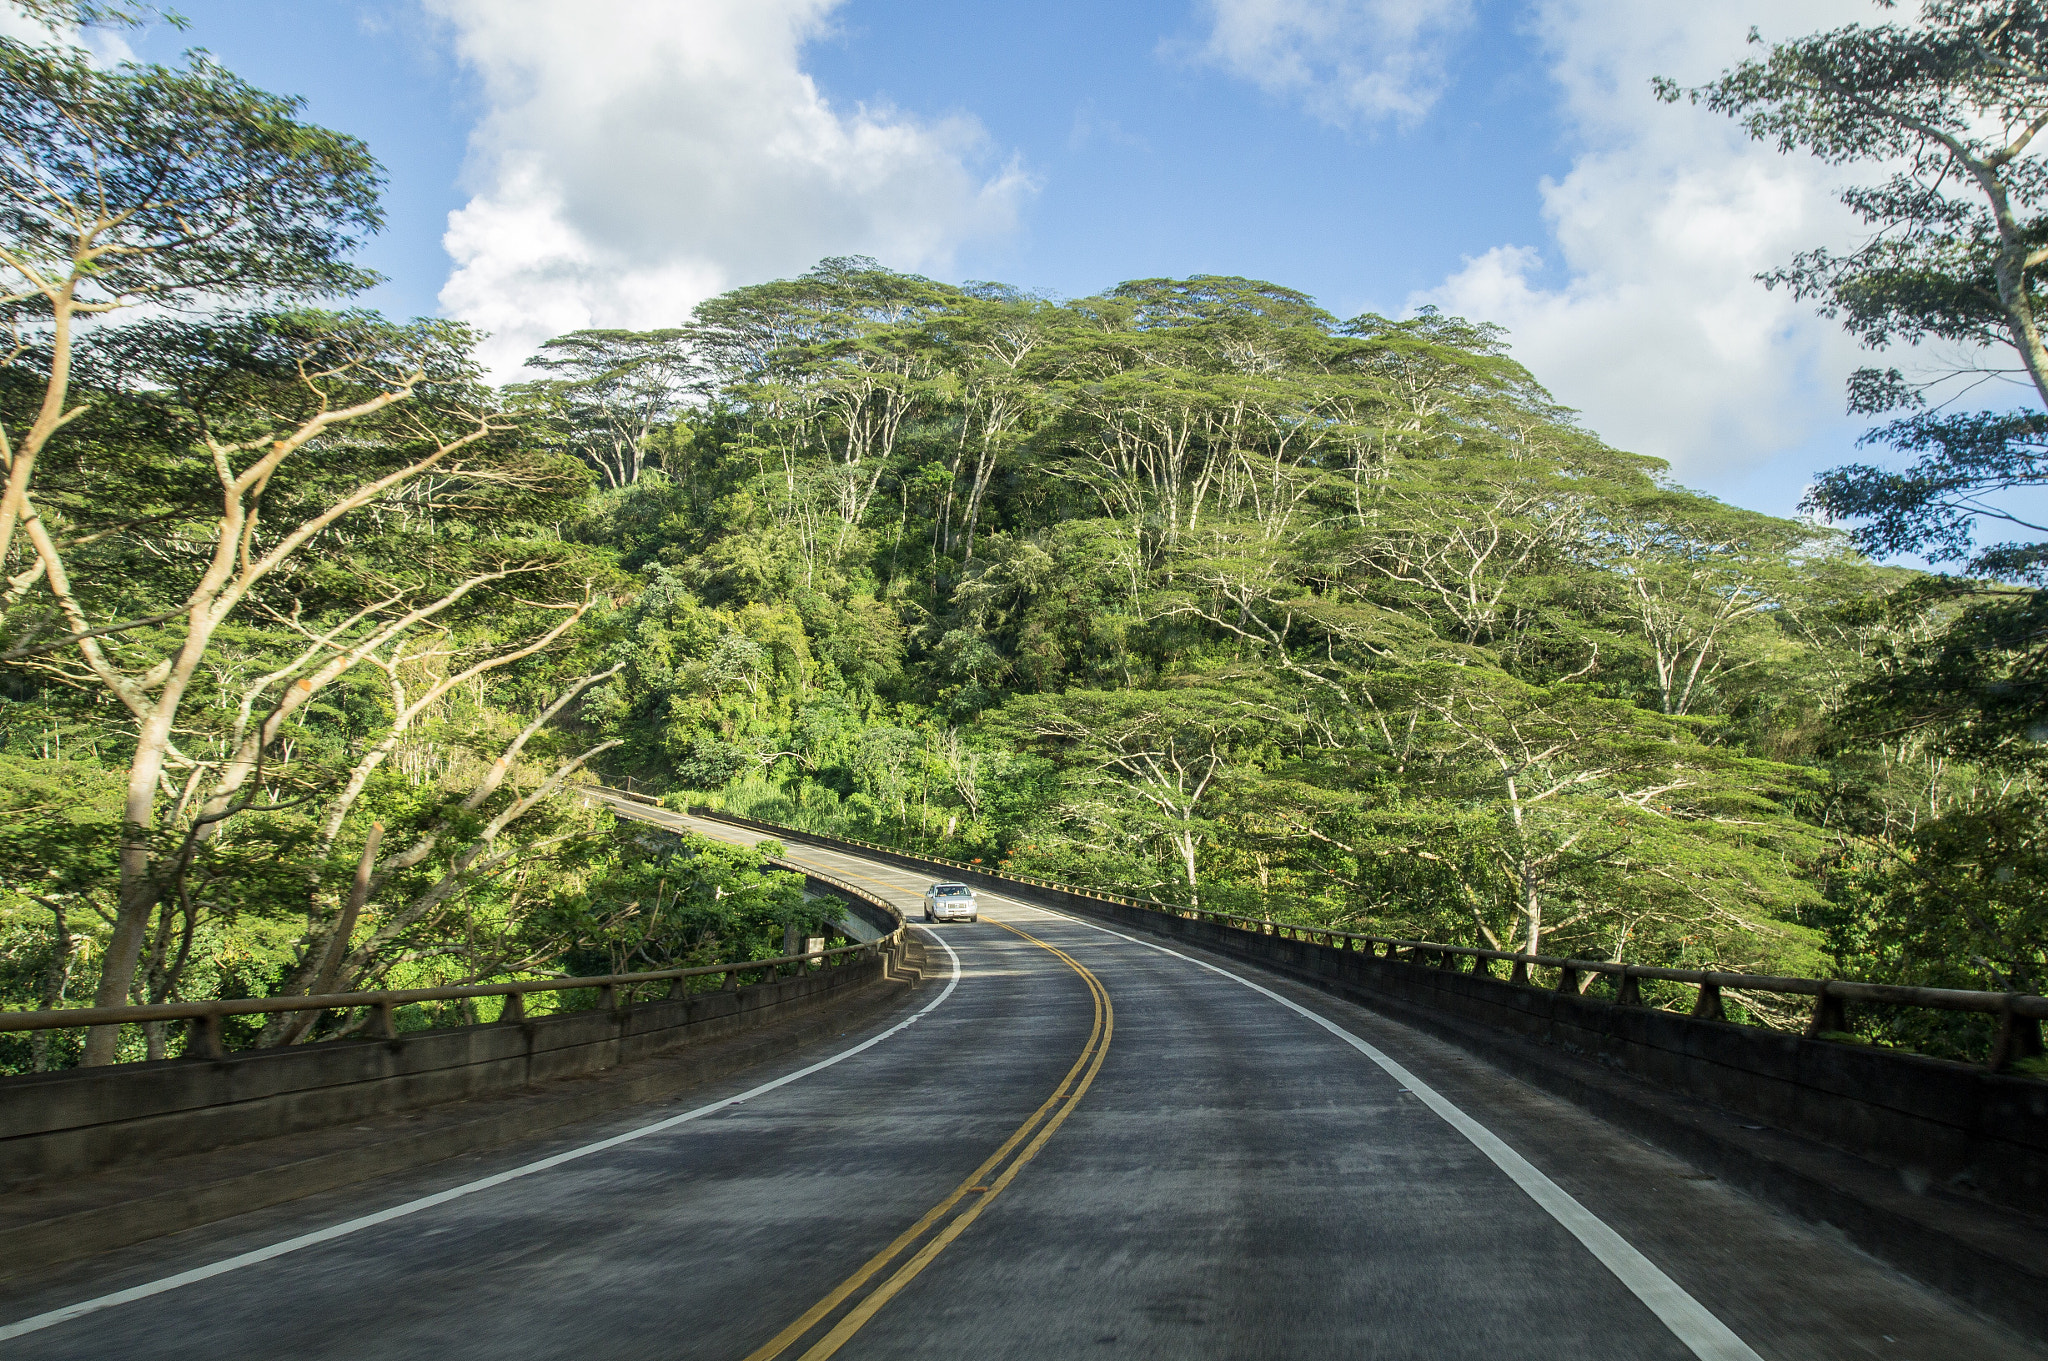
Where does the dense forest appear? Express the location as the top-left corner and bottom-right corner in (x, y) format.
(3, 0), (2044, 1071)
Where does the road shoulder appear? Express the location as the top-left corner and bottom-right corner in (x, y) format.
(1035, 904), (2048, 1359)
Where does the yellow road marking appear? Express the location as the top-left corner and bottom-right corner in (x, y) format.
(743, 922), (1112, 1361)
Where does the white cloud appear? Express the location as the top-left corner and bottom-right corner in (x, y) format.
(425, 0), (1030, 377)
(0, 8), (137, 62)
(1418, 1), (1878, 485)
(0, 9), (49, 40)
(1189, 0), (1476, 123)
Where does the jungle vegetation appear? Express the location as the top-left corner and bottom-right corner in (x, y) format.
(3, 0), (2044, 1070)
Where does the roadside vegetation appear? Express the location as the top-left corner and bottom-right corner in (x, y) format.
(4, 0), (2044, 1070)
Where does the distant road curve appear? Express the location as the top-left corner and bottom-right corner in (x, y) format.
(1, 803), (2039, 1360)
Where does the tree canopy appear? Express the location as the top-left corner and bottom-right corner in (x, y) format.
(2, 5), (2039, 1076)
(1652, 4), (2048, 1018)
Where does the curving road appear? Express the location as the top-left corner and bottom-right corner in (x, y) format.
(1, 810), (2040, 1360)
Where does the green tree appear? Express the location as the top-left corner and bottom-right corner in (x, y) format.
(1597, 493), (1821, 716)
(508, 329), (699, 489)
(9, 309), (603, 1062)
(991, 682), (1293, 905)
(1667, 1), (2048, 581)
(1404, 666), (1825, 963)
(0, 29), (381, 583)
(1671, 2), (2048, 1002)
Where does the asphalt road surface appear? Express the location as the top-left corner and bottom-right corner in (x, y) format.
(2, 809), (2039, 1360)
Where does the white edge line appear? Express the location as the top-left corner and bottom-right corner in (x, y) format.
(0, 926), (964, 1344)
(1007, 900), (1764, 1361)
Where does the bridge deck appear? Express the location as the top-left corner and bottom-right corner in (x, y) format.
(1, 813), (2039, 1359)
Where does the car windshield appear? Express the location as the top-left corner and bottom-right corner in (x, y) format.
(934, 886), (969, 897)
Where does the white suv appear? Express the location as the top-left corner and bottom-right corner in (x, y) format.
(923, 882), (979, 923)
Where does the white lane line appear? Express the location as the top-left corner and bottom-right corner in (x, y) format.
(1018, 904), (1764, 1361)
(0, 929), (965, 1344)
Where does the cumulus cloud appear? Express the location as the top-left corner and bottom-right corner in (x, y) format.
(1419, 0), (1877, 483)
(1188, 0), (1476, 123)
(425, 0), (1030, 376)
(0, 9), (49, 40)
(0, 7), (137, 62)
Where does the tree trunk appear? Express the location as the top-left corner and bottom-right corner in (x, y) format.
(1520, 866), (1542, 956)
(1174, 828), (1201, 908)
(269, 822), (384, 1047)
(30, 900), (75, 1073)
(84, 688), (190, 1064)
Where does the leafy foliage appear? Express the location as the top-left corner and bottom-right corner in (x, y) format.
(1666, 3), (2048, 1025)
(558, 259), (1931, 1011)
(3, 8), (2039, 1078)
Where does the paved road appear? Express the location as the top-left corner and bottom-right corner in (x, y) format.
(1, 809), (2040, 1359)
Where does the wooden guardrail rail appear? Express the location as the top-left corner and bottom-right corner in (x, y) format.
(0, 859), (902, 1063)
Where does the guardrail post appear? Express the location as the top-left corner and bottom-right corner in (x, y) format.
(366, 1001), (399, 1041)
(1509, 957), (1529, 986)
(184, 1010), (225, 1061)
(499, 991), (525, 1025)
(1805, 982), (1849, 1038)
(1556, 964), (1582, 995)
(599, 984), (620, 1013)
(667, 976), (688, 1001)
(1615, 968), (1642, 1007)
(1470, 954), (1491, 979)
(1989, 998), (2045, 1073)
(1691, 980), (1726, 1022)
(722, 968), (738, 991)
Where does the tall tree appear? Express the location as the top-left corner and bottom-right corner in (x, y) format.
(991, 682), (1292, 906)
(0, 29), (381, 586)
(1598, 494), (1817, 716)
(928, 286), (1062, 563)
(1666, 0), (2048, 581)
(13, 311), (593, 1062)
(508, 329), (699, 489)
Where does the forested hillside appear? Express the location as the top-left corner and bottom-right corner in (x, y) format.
(554, 262), (1943, 1010)
(4, 0), (2042, 1072)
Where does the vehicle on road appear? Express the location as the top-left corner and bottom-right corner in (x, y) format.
(922, 882), (979, 923)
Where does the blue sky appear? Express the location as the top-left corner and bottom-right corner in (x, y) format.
(797, 0), (1574, 307)
(123, 0), (1884, 520)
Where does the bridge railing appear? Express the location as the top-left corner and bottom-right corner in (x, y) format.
(0, 859), (903, 1063)
(1186, 916), (2048, 1072)
(685, 806), (2047, 1075)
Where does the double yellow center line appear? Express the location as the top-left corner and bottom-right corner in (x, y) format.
(743, 920), (1113, 1361)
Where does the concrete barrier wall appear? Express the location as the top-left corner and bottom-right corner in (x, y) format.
(706, 812), (2048, 1217)
(0, 873), (907, 1188)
